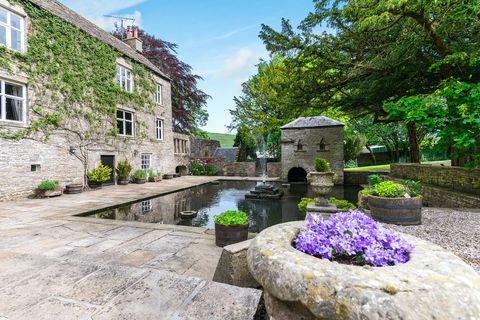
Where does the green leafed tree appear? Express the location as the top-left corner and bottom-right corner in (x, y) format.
(260, 0), (480, 164)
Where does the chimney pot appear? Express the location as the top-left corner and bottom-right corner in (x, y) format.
(123, 26), (143, 54)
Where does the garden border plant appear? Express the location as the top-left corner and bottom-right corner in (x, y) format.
(214, 210), (249, 247)
(86, 162), (112, 189)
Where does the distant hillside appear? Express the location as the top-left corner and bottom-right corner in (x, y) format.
(208, 132), (235, 148)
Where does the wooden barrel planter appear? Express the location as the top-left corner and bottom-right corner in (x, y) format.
(163, 174), (173, 180)
(88, 181), (103, 190)
(134, 178), (147, 184)
(117, 178), (129, 185)
(65, 184), (83, 194)
(180, 210), (197, 219)
(215, 222), (249, 247)
(368, 195), (423, 225)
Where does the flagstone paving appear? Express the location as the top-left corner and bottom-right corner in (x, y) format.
(0, 176), (262, 319)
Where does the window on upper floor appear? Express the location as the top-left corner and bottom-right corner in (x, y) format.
(155, 83), (163, 105)
(156, 118), (164, 141)
(0, 79), (26, 123)
(116, 109), (134, 137)
(0, 7), (24, 52)
(116, 64), (134, 92)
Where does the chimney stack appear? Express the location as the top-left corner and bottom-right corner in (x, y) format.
(124, 26), (143, 53)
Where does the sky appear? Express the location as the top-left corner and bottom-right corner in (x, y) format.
(59, 0), (315, 133)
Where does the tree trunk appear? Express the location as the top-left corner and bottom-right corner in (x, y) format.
(366, 145), (377, 165)
(406, 122), (420, 163)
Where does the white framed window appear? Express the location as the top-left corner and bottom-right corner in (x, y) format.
(156, 118), (164, 141)
(116, 64), (134, 92)
(141, 154), (151, 170)
(155, 83), (163, 105)
(0, 79), (26, 123)
(141, 200), (152, 213)
(116, 109), (134, 137)
(0, 7), (24, 52)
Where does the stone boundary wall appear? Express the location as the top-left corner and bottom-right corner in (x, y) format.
(267, 162), (282, 178)
(190, 138), (220, 158)
(391, 164), (480, 195)
(224, 162), (256, 177)
(190, 157), (225, 175)
(344, 170), (390, 186)
(421, 185), (480, 209)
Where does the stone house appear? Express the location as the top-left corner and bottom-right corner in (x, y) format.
(280, 116), (345, 184)
(0, 0), (175, 200)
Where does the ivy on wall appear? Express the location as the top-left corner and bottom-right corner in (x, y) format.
(1, 0), (157, 142)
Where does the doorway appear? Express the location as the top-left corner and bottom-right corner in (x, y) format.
(100, 155), (115, 185)
(287, 167), (307, 183)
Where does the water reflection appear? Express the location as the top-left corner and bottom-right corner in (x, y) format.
(88, 181), (361, 233)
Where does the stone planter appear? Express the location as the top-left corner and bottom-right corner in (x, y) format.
(368, 195), (423, 225)
(215, 222), (249, 247)
(117, 178), (129, 185)
(148, 176), (162, 182)
(309, 172), (335, 196)
(247, 221), (480, 320)
(65, 184), (83, 194)
(88, 181), (103, 190)
(37, 189), (62, 198)
(134, 178), (147, 184)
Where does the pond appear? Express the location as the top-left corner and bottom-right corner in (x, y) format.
(79, 181), (361, 233)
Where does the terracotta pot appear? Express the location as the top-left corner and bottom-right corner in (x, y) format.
(215, 222), (249, 247)
(309, 172), (335, 197)
(368, 195), (423, 225)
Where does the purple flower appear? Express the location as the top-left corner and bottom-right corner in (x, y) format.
(294, 210), (414, 267)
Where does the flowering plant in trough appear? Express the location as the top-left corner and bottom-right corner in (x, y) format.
(295, 210), (414, 267)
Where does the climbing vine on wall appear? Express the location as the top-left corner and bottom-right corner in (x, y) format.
(1, 0), (157, 142)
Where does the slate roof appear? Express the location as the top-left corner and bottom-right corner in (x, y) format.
(213, 148), (239, 163)
(281, 116), (344, 129)
(29, 0), (170, 80)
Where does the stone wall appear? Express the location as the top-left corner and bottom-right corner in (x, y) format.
(173, 132), (190, 175)
(267, 162), (282, 178)
(421, 185), (480, 209)
(391, 164), (480, 195)
(281, 126), (344, 184)
(344, 170), (390, 186)
(190, 138), (220, 158)
(224, 162), (256, 177)
(190, 157), (225, 176)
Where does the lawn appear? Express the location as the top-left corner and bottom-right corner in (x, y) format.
(345, 160), (451, 171)
(208, 132), (236, 148)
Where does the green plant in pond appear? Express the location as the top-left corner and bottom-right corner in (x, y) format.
(373, 181), (408, 198)
(37, 180), (59, 191)
(214, 210), (249, 225)
(401, 179), (421, 197)
(328, 197), (356, 210)
(133, 169), (147, 179)
(367, 174), (382, 188)
(314, 158), (330, 172)
(116, 160), (133, 179)
(298, 197), (317, 214)
(87, 162), (112, 183)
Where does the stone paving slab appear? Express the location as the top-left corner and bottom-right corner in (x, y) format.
(0, 177), (262, 319)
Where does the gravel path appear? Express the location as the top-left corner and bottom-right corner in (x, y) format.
(387, 208), (480, 272)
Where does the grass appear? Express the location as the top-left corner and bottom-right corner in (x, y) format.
(345, 160), (451, 172)
(208, 132), (235, 148)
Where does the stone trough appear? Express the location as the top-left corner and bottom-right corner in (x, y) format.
(247, 221), (480, 320)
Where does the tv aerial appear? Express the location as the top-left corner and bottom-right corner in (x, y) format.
(104, 15), (136, 39)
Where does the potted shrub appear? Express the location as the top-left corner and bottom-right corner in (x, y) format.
(116, 160), (132, 185)
(36, 180), (61, 198)
(132, 169), (147, 184)
(148, 169), (162, 182)
(309, 158), (335, 206)
(368, 180), (423, 225)
(87, 162), (112, 189)
(247, 211), (480, 319)
(214, 210), (249, 247)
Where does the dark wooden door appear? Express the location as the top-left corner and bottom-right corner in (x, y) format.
(100, 155), (115, 185)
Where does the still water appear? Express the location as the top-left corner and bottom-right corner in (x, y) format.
(81, 181), (361, 233)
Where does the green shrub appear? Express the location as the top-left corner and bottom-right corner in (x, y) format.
(147, 169), (158, 178)
(401, 179), (421, 197)
(37, 180), (59, 191)
(116, 160), (132, 179)
(214, 210), (249, 225)
(359, 188), (373, 197)
(328, 197), (356, 210)
(205, 164), (219, 176)
(367, 174), (382, 187)
(298, 197), (317, 214)
(191, 163), (204, 176)
(314, 158), (330, 172)
(87, 162), (112, 183)
(133, 169), (147, 179)
(373, 181), (408, 198)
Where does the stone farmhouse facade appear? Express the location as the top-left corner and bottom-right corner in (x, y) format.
(281, 116), (345, 184)
(0, 0), (176, 200)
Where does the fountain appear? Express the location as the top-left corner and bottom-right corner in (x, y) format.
(245, 136), (284, 200)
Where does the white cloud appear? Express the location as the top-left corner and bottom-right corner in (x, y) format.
(60, 0), (146, 30)
(214, 24), (259, 40)
(217, 47), (257, 80)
